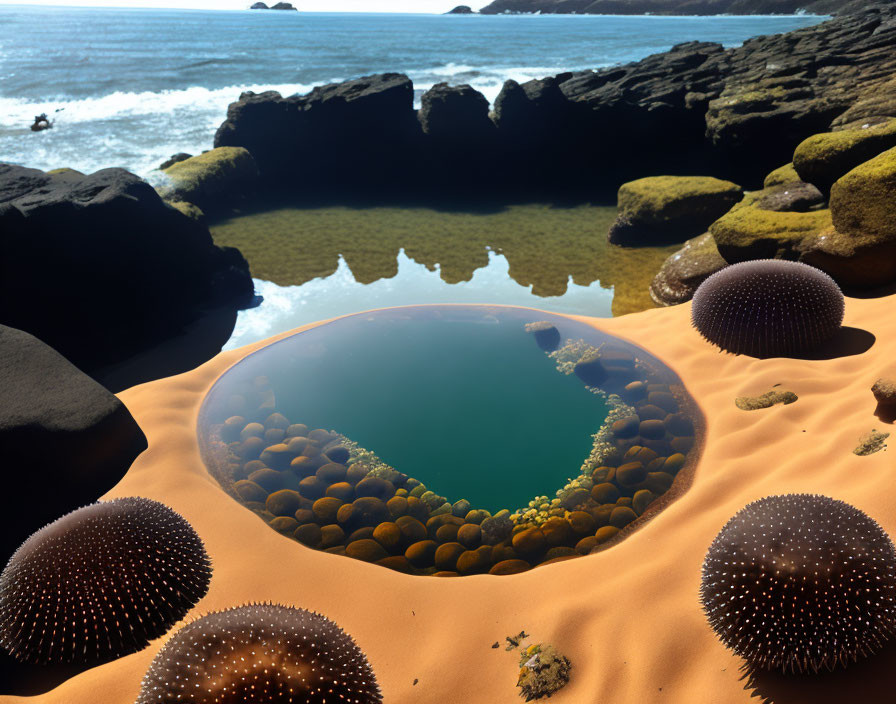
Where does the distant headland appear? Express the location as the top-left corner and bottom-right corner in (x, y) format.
(250, 2), (298, 9)
(477, 0), (866, 15)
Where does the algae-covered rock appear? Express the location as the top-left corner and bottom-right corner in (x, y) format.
(608, 176), (742, 246)
(763, 163), (800, 188)
(710, 191), (832, 263)
(160, 146), (258, 212)
(830, 147), (896, 240)
(735, 390), (798, 411)
(516, 643), (571, 701)
(649, 232), (727, 306)
(793, 120), (896, 194)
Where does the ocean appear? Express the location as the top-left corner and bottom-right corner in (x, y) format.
(0, 6), (824, 177)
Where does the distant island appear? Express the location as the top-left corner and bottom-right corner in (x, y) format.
(446, 5), (475, 12)
(250, 2), (298, 9)
(478, 0), (865, 14)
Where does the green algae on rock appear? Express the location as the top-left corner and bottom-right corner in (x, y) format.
(160, 146), (259, 213)
(854, 430), (889, 456)
(608, 175), (742, 246)
(793, 120), (896, 194)
(516, 643), (571, 701)
(763, 163), (801, 188)
(198, 306), (702, 576)
(709, 191), (832, 263)
(735, 390), (798, 411)
(649, 232), (727, 306)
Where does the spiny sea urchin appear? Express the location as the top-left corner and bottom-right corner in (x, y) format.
(136, 603), (382, 703)
(0, 497), (211, 665)
(691, 260), (844, 357)
(700, 494), (896, 674)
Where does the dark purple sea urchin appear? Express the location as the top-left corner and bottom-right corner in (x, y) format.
(691, 260), (844, 357)
(701, 494), (896, 674)
(136, 603), (382, 704)
(0, 497), (211, 665)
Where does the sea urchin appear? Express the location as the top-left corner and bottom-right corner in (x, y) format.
(136, 603), (382, 703)
(0, 497), (211, 665)
(700, 494), (896, 674)
(691, 259), (844, 357)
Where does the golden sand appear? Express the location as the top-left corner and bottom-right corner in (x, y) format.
(5, 295), (896, 704)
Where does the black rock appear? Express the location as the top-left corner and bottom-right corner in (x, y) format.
(159, 152), (193, 170)
(271, 1), (297, 8)
(446, 4), (475, 12)
(250, 1), (269, 6)
(0, 164), (255, 384)
(0, 324), (147, 565)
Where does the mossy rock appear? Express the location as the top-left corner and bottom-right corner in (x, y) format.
(319, 524), (345, 548)
(372, 521), (402, 551)
(511, 527), (546, 555)
(160, 146), (259, 211)
(796, 148), (896, 288)
(405, 539), (438, 568)
(457, 523), (482, 548)
(763, 163), (801, 188)
(710, 191), (833, 263)
(434, 542), (466, 571)
(609, 176), (742, 246)
(293, 522), (322, 547)
(649, 232), (727, 306)
(594, 525), (620, 543)
(269, 516), (299, 533)
(793, 120), (896, 194)
(168, 200), (205, 222)
(233, 479), (267, 503)
(312, 496), (343, 523)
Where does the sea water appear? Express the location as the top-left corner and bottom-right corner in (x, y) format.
(0, 6), (824, 177)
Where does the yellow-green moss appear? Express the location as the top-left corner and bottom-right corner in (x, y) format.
(763, 163), (800, 188)
(47, 167), (85, 177)
(616, 175), (742, 225)
(168, 200), (205, 221)
(710, 191), (832, 261)
(161, 146), (258, 207)
(210, 204), (679, 316)
(830, 146), (896, 238)
(793, 120), (896, 191)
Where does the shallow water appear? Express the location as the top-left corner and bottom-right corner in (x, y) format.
(212, 204), (678, 346)
(199, 305), (701, 574)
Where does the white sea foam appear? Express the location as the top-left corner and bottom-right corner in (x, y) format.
(226, 249), (612, 350)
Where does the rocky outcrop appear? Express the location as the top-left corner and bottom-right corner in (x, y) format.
(607, 176), (742, 246)
(271, 2), (297, 8)
(158, 146), (259, 213)
(649, 232), (727, 306)
(0, 324), (147, 564)
(250, 2), (269, 7)
(446, 4), (475, 12)
(799, 146), (896, 287)
(479, 0), (869, 15)
(215, 73), (421, 199)
(792, 119), (896, 194)
(213, 5), (896, 203)
(0, 164), (255, 381)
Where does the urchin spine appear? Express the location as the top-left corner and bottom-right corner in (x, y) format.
(137, 602), (382, 704)
(691, 259), (844, 357)
(700, 493), (896, 674)
(0, 497), (211, 665)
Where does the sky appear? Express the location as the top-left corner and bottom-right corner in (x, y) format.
(0, 0), (458, 10)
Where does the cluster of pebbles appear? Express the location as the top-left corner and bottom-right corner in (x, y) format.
(202, 324), (699, 576)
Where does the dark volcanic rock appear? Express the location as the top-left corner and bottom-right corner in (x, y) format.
(0, 164), (255, 381)
(271, 1), (297, 8)
(214, 6), (896, 203)
(480, 0), (870, 15)
(446, 4), (475, 12)
(215, 74), (421, 198)
(0, 324), (147, 564)
(159, 152), (192, 170)
(419, 83), (497, 194)
(250, 1), (269, 7)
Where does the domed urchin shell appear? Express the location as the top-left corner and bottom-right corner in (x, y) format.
(136, 603), (382, 704)
(0, 497), (211, 665)
(700, 494), (896, 674)
(690, 260), (844, 357)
